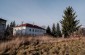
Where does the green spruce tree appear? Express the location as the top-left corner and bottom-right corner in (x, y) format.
(5, 24), (10, 37)
(60, 6), (80, 37)
(46, 26), (51, 35)
(5, 21), (17, 37)
(56, 23), (62, 37)
(52, 23), (56, 36)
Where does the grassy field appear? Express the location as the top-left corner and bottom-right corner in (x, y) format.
(0, 36), (85, 55)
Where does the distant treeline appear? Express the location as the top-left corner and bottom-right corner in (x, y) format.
(46, 6), (81, 38)
(5, 21), (16, 37)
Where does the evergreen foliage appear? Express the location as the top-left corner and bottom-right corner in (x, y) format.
(52, 23), (56, 36)
(56, 23), (62, 37)
(46, 26), (51, 35)
(60, 6), (80, 37)
(5, 21), (16, 36)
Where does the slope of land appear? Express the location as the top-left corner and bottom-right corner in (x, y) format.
(0, 36), (85, 55)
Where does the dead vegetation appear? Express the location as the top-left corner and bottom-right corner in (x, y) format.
(0, 35), (85, 55)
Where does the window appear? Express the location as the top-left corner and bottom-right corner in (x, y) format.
(33, 29), (34, 32)
(29, 29), (31, 31)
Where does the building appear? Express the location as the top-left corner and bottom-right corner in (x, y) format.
(13, 23), (46, 36)
(0, 18), (6, 38)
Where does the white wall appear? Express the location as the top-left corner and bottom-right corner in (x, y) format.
(13, 26), (26, 35)
(13, 26), (46, 36)
(25, 27), (46, 36)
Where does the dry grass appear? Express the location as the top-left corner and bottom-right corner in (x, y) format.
(0, 35), (85, 55)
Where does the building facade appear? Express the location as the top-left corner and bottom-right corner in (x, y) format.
(0, 18), (6, 38)
(13, 23), (46, 36)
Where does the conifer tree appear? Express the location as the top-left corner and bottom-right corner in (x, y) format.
(5, 24), (10, 37)
(52, 23), (56, 36)
(6, 21), (16, 36)
(46, 26), (51, 35)
(13, 21), (16, 27)
(60, 6), (80, 37)
(56, 23), (62, 37)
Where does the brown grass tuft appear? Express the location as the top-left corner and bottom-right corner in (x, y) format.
(0, 35), (85, 55)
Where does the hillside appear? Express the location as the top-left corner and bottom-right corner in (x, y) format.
(0, 36), (85, 55)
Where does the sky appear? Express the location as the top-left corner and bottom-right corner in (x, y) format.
(0, 0), (85, 27)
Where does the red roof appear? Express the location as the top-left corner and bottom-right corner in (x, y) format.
(15, 23), (45, 30)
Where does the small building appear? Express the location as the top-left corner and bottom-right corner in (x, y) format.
(0, 18), (6, 38)
(13, 23), (46, 36)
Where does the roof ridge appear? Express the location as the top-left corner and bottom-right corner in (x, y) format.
(15, 23), (45, 30)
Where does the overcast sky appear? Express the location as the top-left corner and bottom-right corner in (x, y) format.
(0, 0), (85, 27)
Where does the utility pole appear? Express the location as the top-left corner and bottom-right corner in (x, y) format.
(21, 21), (26, 55)
(33, 22), (34, 36)
(21, 21), (24, 36)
